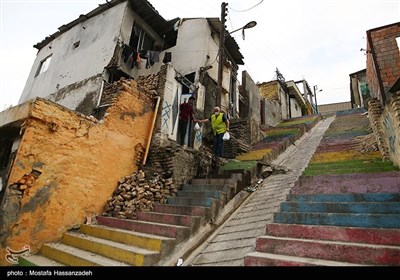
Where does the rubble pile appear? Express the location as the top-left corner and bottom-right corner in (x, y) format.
(102, 170), (177, 219)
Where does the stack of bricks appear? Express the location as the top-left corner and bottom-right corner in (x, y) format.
(223, 119), (252, 158)
(102, 170), (177, 219)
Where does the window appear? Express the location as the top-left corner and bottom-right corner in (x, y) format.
(35, 55), (52, 76)
(396, 36), (400, 52)
(129, 24), (154, 51)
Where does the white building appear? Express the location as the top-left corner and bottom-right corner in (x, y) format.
(18, 0), (244, 121)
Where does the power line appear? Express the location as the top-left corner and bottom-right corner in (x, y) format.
(229, 0), (264, 12)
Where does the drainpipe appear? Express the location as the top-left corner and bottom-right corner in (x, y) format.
(143, 96), (161, 165)
(96, 80), (105, 108)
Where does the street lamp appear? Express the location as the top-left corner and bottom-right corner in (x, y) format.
(217, 11), (257, 106)
(313, 85), (323, 114)
(229, 21), (257, 39)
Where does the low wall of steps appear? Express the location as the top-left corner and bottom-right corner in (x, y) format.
(19, 172), (249, 266)
(244, 109), (400, 266)
(244, 176), (400, 266)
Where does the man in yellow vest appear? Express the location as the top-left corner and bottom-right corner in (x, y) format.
(194, 106), (230, 157)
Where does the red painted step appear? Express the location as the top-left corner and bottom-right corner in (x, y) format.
(254, 235), (400, 265)
(265, 223), (400, 246)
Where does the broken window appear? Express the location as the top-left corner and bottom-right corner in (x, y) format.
(35, 55), (52, 76)
(129, 24), (154, 52)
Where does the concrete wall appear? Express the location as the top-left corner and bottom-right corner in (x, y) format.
(171, 18), (233, 112)
(0, 80), (154, 265)
(381, 93), (400, 166)
(258, 81), (285, 126)
(262, 99), (282, 127)
(318, 102), (352, 115)
(241, 71), (261, 143)
(290, 98), (302, 118)
(19, 2), (128, 109)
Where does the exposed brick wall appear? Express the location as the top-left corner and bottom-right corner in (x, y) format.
(0, 81), (154, 265)
(366, 22), (400, 103)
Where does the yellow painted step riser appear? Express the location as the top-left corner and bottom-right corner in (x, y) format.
(310, 151), (382, 163)
(62, 234), (146, 266)
(80, 224), (162, 252)
(41, 246), (99, 266)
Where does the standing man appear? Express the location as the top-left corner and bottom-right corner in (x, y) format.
(178, 96), (195, 145)
(195, 106), (229, 157)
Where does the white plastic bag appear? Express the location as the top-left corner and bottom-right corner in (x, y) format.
(222, 132), (230, 141)
(194, 122), (200, 131)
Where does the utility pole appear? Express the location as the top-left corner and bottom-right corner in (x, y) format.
(217, 2), (228, 107)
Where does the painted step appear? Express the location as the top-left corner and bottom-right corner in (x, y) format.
(265, 223), (400, 246)
(61, 231), (160, 266)
(136, 211), (201, 232)
(244, 252), (364, 266)
(306, 159), (393, 169)
(292, 172), (400, 194)
(153, 204), (209, 221)
(40, 242), (130, 266)
(254, 235), (400, 265)
(182, 184), (235, 200)
(19, 254), (65, 266)
(274, 212), (400, 229)
(176, 190), (228, 203)
(191, 178), (240, 193)
(166, 197), (223, 220)
(280, 201), (400, 214)
(302, 166), (399, 176)
(167, 196), (221, 208)
(96, 216), (190, 241)
(286, 193), (400, 203)
(79, 224), (175, 252)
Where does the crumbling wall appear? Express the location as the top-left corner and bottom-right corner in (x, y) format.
(381, 93), (400, 166)
(0, 79), (154, 265)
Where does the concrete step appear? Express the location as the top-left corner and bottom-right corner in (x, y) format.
(79, 224), (175, 252)
(176, 190), (228, 203)
(153, 204), (209, 220)
(40, 242), (130, 266)
(265, 223), (400, 246)
(61, 231), (160, 266)
(96, 216), (190, 242)
(182, 184), (235, 200)
(292, 172), (400, 194)
(274, 212), (400, 229)
(19, 254), (65, 266)
(244, 251), (365, 266)
(136, 211), (201, 232)
(286, 193), (400, 202)
(166, 197), (223, 220)
(302, 165), (399, 176)
(254, 235), (400, 265)
(280, 201), (400, 214)
(191, 178), (240, 193)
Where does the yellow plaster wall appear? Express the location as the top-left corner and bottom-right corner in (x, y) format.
(0, 82), (154, 265)
(258, 81), (279, 101)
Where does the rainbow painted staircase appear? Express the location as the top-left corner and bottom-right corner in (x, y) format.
(244, 109), (400, 266)
(18, 115), (321, 266)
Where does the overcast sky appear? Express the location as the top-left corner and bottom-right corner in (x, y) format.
(0, 0), (399, 111)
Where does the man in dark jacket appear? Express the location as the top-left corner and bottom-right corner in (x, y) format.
(178, 96), (195, 145)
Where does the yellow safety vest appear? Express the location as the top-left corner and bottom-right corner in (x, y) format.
(211, 113), (226, 135)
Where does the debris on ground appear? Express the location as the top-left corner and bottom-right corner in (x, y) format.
(257, 161), (291, 178)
